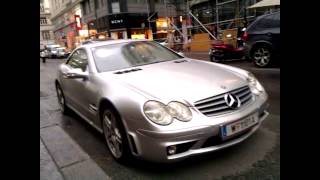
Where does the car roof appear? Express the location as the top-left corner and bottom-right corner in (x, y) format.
(80, 39), (149, 49)
(256, 11), (280, 20)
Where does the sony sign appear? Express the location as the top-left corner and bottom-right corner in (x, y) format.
(111, 19), (123, 24)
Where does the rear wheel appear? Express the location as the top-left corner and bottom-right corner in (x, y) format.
(252, 45), (272, 67)
(101, 108), (131, 163)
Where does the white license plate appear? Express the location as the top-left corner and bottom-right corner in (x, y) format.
(221, 114), (258, 138)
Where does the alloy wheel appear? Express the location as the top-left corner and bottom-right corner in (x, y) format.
(253, 47), (271, 67)
(103, 111), (123, 158)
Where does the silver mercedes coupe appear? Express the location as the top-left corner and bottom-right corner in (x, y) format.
(55, 39), (269, 163)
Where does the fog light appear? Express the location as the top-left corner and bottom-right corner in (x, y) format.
(167, 145), (177, 155)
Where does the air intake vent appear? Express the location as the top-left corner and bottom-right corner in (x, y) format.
(173, 60), (188, 63)
(114, 68), (142, 74)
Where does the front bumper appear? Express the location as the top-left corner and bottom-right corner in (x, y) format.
(129, 100), (269, 163)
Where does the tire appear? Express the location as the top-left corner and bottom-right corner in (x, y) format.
(251, 45), (272, 67)
(210, 55), (222, 63)
(101, 108), (131, 163)
(55, 83), (70, 115)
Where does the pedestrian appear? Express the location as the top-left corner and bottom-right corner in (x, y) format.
(41, 48), (48, 63)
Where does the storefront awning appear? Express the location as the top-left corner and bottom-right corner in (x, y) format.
(248, 0), (280, 9)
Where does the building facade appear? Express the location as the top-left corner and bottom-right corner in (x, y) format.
(50, 0), (84, 50)
(40, 0), (55, 49)
(80, 0), (177, 40)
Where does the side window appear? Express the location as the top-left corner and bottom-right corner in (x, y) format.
(256, 16), (273, 29)
(67, 49), (88, 72)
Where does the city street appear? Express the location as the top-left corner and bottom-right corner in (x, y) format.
(40, 54), (280, 180)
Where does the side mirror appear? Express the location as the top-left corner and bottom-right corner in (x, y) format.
(177, 52), (184, 57)
(64, 68), (88, 80)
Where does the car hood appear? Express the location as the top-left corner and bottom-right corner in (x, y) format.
(103, 58), (248, 104)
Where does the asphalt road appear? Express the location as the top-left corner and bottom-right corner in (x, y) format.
(40, 55), (280, 180)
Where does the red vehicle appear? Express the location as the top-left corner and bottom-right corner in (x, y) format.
(209, 29), (246, 63)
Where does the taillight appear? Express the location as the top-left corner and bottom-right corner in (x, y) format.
(241, 32), (248, 41)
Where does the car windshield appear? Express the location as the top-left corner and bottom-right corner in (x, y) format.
(91, 41), (182, 72)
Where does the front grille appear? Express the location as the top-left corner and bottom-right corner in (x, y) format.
(194, 86), (253, 117)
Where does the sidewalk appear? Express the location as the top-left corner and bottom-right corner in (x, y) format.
(40, 90), (110, 180)
(40, 124), (110, 180)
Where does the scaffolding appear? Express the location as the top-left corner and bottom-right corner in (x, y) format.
(152, 0), (261, 51)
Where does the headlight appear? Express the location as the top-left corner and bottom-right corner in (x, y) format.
(167, 101), (192, 122)
(143, 101), (173, 125)
(247, 72), (265, 95)
(143, 101), (193, 125)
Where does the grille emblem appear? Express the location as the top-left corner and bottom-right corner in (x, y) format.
(224, 93), (241, 109)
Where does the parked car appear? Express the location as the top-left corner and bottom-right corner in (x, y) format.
(56, 47), (70, 58)
(55, 40), (269, 163)
(46, 44), (61, 58)
(243, 11), (280, 67)
(40, 49), (49, 58)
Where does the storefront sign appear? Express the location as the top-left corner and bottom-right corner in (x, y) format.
(111, 19), (123, 24)
(75, 15), (82, 30)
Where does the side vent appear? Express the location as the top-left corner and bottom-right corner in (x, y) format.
(114, 68), (142, 74)
(128, 135), (138, 154)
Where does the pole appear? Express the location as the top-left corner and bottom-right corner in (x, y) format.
(216, 0), (219, 37)
(188, 11), (216, 40)
(147, 0), (151, 39)
(164, 0), (169, 34)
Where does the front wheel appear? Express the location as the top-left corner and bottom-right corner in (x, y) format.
(102, 108), (131, 163)
(55, 83), (70, 114)
(252, 45), (272, 67)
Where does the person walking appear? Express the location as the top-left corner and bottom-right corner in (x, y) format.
(41, 48), (48, 63)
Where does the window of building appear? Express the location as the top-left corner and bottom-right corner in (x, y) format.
(155, 0), (164, 3)
(40, 5), (44, 12)
(82, 2), (87, 15)
(95, 0), (99, 9)
(42, 31), (51, 40)
(88, 0), (92, 13)
(40, 17), (48, 25)
(127, 0), (146, 3)
(111, 1), (120, 13)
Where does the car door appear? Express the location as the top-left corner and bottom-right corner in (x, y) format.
(61, 48), (101, 127)
(60, 49), (90, 114)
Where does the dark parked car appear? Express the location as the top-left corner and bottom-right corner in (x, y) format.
(243, 11), (280, 67)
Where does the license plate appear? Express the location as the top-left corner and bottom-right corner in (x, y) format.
(221, 114), (258, 138)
